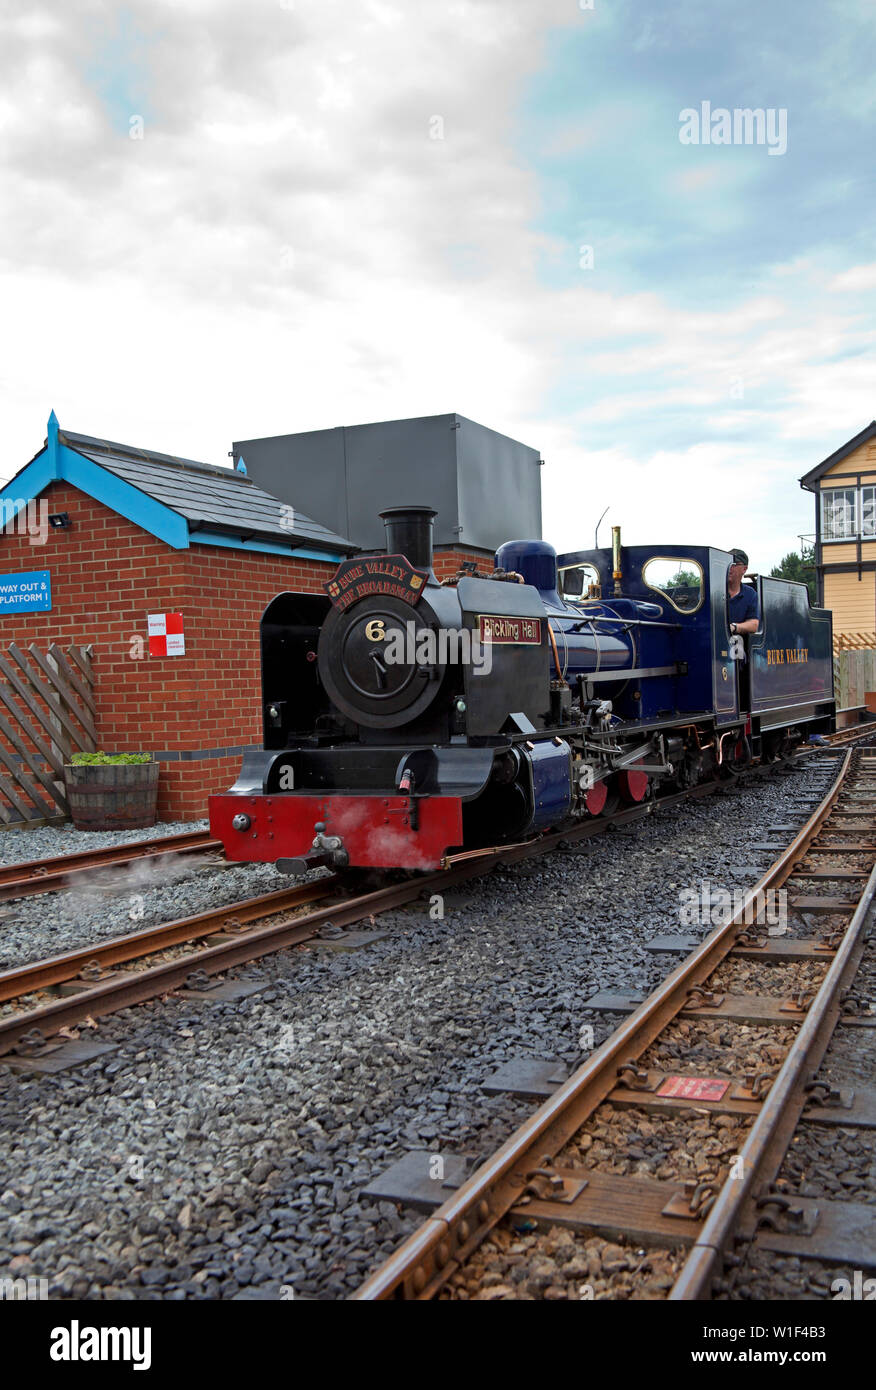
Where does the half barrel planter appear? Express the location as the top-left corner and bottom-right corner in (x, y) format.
(63, 760), (159, 831)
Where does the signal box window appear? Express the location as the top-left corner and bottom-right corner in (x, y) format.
(643, 557), (704, 613)
(822, 488), (857, 540)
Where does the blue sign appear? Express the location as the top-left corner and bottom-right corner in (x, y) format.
(0, 570), (52, 614)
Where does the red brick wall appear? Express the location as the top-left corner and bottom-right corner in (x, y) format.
(0, 482), (334, 821)
(432, 547), (494, 579)
(181, 547), (329, 761)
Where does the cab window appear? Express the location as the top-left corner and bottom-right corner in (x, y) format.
(642, 557), (704, 613)
(559, 563), (600, 599)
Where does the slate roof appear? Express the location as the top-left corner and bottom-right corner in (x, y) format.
(59, 429), (356, 554)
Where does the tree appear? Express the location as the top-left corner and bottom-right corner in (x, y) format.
(770, 549), (816, 603)
(674, 569), (701, 588)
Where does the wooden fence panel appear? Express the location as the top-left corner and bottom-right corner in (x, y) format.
(834, 648), (876, 709)
(0, 644), (95, 827)
(7, 643), (94, 753)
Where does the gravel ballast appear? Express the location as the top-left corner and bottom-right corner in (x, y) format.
(1, 752), (867, 1301)
(0, 819), (209, 865)
(0, 820), (289, 972)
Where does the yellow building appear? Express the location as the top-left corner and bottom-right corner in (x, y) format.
(801, 421), (876, 643)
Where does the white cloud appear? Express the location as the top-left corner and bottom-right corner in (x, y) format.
(0, 0), (873, 577)
(829, 264), (876, 292)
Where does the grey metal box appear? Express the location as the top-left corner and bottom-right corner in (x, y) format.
(233, 413), (542, 554)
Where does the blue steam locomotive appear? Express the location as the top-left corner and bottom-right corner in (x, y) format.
(210, 507), (834, 872)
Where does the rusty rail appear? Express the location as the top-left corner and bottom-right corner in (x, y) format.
(827, 722), (876, 746)
(670, 847), (876, 1299)
(0, 775), (750, 1057)
(0, 828), (220, 901)
(352, 750), (855, 1300)
(0, 789), (692, 1055)
(0, 752), (845, 1082)
(0, 876), (339, 1005)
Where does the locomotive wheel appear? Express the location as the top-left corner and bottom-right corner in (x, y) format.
(720, 734), (753, 778)
(584, 780), (609, 816)
(721, 734), (756, 779)
(617, 769), (649, 804)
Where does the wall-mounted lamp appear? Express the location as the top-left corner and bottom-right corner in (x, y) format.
(48, 513), (72, 529)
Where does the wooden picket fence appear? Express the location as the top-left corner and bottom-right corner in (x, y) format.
(0, 643), (96, 826)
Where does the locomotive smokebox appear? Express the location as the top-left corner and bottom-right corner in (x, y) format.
(380, 506), (437, 571)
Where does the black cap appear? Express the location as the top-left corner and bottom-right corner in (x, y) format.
(730, 548), (749, 566)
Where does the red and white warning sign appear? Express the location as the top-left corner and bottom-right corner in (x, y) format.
(657, 1075), (729, 1102)
(148, 613), (185, 657)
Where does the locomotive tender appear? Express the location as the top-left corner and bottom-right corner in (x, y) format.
(209, 507), (834, 872)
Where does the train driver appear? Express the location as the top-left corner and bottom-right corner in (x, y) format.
(728, 548), (760, 638)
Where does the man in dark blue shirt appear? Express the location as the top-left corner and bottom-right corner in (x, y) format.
(728, 548), (759, 636)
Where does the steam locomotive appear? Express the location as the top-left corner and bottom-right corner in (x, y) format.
(209, 507), (834, 872)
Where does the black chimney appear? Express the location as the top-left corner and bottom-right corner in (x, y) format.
(379, 506), (437, 570)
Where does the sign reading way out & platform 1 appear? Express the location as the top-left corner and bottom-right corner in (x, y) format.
(0, 571), (52, 614)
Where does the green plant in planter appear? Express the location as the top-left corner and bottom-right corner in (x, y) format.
(70, 751), (152, 765)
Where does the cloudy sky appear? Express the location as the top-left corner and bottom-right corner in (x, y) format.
(1, 0), (874, 567)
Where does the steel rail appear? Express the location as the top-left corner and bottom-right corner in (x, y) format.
(0, 876), (340, 1004)
(0, 828), (220, 901)
(0, 773), (760, 1055)
(670, 849), (876, 1299)
(351, 750), (853, 1300)
(0, 738), (825, 907)
(0, 754), (840, 1064)
(0, 876), (428, 1056)
(0, 743), (834, 907)
(0, 791), (695, 1053)
(828, 724), (876, 746)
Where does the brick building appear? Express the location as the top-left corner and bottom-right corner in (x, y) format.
(0, 414), (511, 824)
(0, 414), (355, 821)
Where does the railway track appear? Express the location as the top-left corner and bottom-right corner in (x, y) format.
(1, 737), (867, 1083)
(0, 756), (810, 1063)
(826, 704), (876, 747)
(0, 827), (220, 902)
(1, 715), (865, 911)
(0, 717), (866, 913)
(827, 723), (876, 747)
(0, 737), (866, 1306)
(0, 791), (716, 1060)
(352, 745), (875, 1300)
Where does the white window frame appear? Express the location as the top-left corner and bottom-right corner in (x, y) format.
(821, 487), (858, 542)
(862, 485), (876, 538)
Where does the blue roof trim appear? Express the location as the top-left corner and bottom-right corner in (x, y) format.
(58, 444), (190, 549)
(1, 427), (188, 551)
(0, 451), (57, 526)
(189, 530), (342, 563)
(2, 415), (344, 561)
